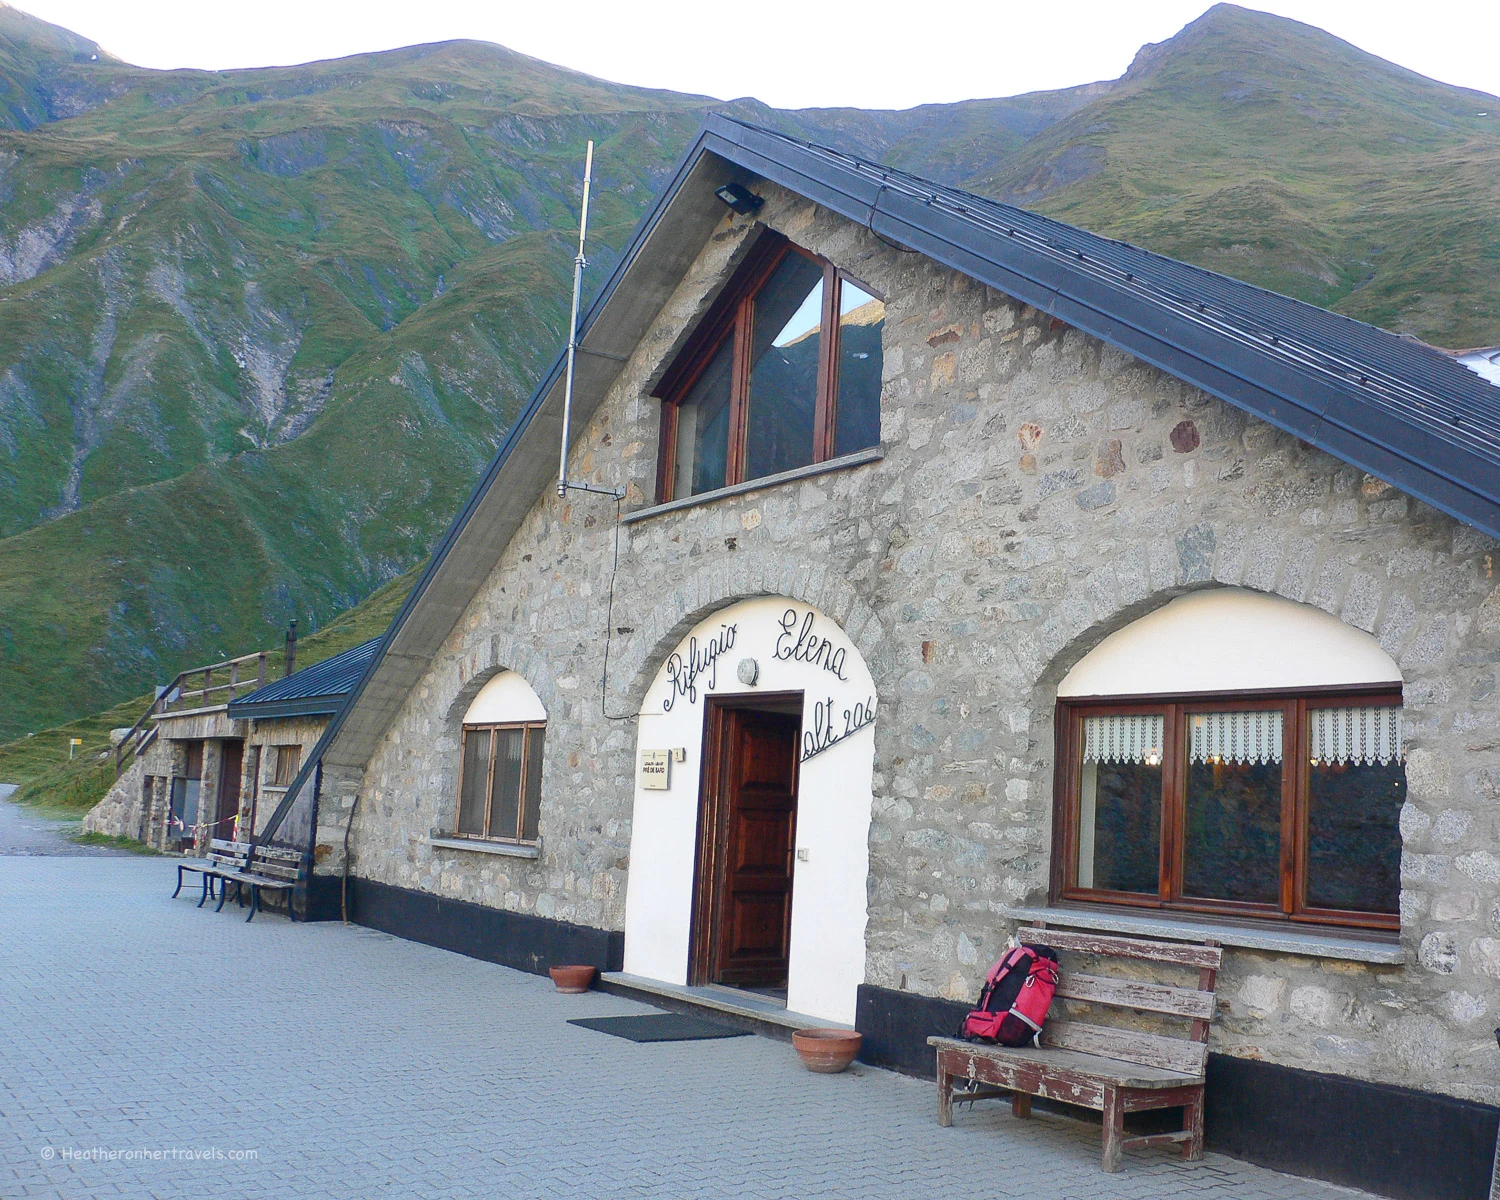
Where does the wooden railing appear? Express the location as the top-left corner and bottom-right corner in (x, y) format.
(115, 650), (269, 775)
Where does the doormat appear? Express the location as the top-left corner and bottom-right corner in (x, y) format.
(568, 1014), (751, 1043)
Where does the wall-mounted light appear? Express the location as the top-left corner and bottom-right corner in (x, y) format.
(715, 182), (764, 216)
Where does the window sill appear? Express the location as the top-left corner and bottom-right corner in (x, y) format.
(428, 835), (540, 860)
(1001, 904), (1404, 965)
(622, 448), (883, 524)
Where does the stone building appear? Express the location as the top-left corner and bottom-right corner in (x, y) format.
(267, 118), (1496, 1197)
(85, 639), (378, 859)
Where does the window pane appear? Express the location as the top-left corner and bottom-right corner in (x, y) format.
(834, 281), (884, 457)
(1182, 710), (1284, 905)
(521, 727), (545, 842)
(274, 745), (301, 787)
(490, 728), (526, 839)
(458, 729), (490, 836)
(672, 339), (733, 498)
(745, 253), (823, 479)
(1306, 707), (1404, 913)
(1078, 714), (1163, 894)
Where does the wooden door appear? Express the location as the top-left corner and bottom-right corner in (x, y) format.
(710, 708), (800, 987)
(215, 740), (243, 841)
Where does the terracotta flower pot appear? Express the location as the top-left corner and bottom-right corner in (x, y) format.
(792, 1028), (863, 1073)
(548, 965), (596, 994)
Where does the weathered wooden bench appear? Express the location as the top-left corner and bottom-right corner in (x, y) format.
(170, 838), (248, 905)
(170, 838), (303, 922)
(928, 925), (1221, 1172)
(212, 843), (304, 922)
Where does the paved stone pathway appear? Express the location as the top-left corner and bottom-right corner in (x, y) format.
(0, 794), (126, 857)
(0, 857), (1377, 1200)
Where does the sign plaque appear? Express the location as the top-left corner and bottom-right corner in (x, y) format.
(639, 749), (672, 790)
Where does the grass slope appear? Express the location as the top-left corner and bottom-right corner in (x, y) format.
(0, 561), (418, 812)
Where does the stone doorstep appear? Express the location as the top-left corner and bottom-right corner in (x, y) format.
(598, 972), (855, 1041)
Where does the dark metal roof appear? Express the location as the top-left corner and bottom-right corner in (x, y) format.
(708, 116), (1500, 538)
(227, 638), (382, 721)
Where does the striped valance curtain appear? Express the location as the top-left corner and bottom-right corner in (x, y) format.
(1084, 706), (1403, 767)
(1309, 706), (1403, 766)
(1188, 710), (1283, 765)
(1082, 714), (1164, 764)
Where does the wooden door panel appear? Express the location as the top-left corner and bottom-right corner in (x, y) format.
(713, 708), (800, 987)
(735, 730), (797, 790)
(730, 810), (795, 873)
(215, 740), (244, 839)
(728, 897), (790, 954)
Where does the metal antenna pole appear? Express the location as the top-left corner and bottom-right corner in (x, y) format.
(558, 140), (594, 498)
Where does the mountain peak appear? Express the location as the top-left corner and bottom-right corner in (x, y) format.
(1120, 2), (1497, 102)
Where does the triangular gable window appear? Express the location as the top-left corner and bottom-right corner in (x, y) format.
(653, 232), (884, 503)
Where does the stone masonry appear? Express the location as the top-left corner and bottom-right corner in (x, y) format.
(340, 182), (1500, 1108)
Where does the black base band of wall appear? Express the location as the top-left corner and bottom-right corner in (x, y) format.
(854, 983), (1499, 1200)
(304, 875), (344, 923)
(342, 876), (624, 976)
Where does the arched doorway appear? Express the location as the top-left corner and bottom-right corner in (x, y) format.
(623, 597), (877, 1025)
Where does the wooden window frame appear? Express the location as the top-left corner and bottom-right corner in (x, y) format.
(456, 721), (546, 845)
(653, 231), (884, 503)
(244, 746), (261, 838)
(1051, 684), (1403, 933)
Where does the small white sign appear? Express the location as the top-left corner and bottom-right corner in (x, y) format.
(639, 749), (672, 790)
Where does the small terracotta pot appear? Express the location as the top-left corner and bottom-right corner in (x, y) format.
(548, 965), (596, 994)
(792, 1028), (863, 1073)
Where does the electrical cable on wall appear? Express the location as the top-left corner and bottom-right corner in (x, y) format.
(599, 495), (642, 722)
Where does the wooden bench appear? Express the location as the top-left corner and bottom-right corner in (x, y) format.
(928, 925), (1221, 1172)
(170, 838), (303, 922)
(170, 838), (248, 905)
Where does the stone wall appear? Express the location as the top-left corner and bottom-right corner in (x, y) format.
(82, 756), (154, 843)
(81, 710), (335, 854)
(347, 184), (1500, 1105)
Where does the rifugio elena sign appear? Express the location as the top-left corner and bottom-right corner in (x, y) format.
(659, 605), (875, 762)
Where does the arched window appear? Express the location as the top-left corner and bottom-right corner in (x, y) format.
(1054, 589), (1405, 931)
(653, 231), (885, 502)
(456, 672), (547, 844)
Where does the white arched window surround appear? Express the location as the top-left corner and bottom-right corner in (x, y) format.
(455, 672), (547, 844)
(1053, 590), (1405, 934)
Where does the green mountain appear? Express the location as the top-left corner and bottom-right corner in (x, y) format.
(983, 5), (1500, 344)
(1, 1), (1497, 741)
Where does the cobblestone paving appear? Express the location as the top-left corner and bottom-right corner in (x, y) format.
(1, 857), (1376, 1200)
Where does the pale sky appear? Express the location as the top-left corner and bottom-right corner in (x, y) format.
(10, 0), (1500, 110)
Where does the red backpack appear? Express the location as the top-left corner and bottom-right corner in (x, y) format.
(960, 944), (1060, 1047)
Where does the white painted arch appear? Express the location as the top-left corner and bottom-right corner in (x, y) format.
(622, 596), (876, 1026)
(1058, 588), (1402, 698)
(463, 670), (548, 724)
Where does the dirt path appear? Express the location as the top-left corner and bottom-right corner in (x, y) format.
(0, 790), (125, 856)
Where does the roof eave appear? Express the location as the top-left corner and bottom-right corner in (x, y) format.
(227, 698), (343, 721)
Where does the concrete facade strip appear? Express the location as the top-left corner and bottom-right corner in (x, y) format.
(623, 448), (884, 523)
(1001, 907), (1406, 966)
